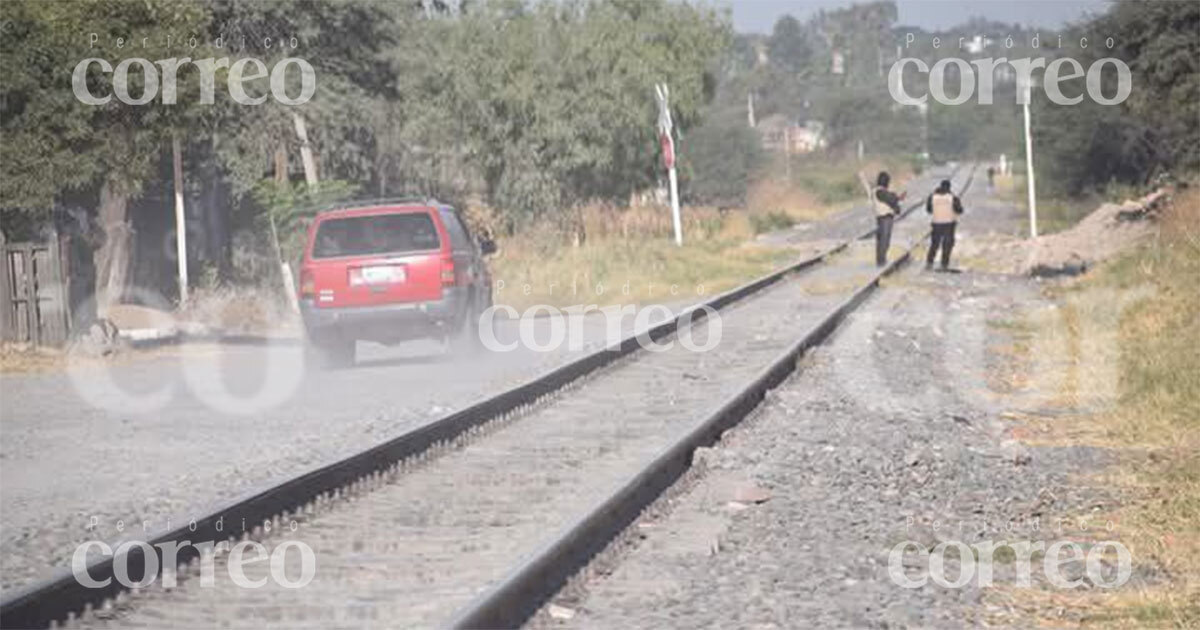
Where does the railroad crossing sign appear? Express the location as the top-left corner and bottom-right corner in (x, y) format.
(655, 83), (682, 246)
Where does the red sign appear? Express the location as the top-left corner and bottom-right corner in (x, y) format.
(660, 131), (675, 170)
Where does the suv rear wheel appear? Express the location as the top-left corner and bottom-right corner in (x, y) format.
(306, 333), (355, 369)
(446, 296), (482, 355)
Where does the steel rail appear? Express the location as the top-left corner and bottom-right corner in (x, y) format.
(450, 164), (977, 629)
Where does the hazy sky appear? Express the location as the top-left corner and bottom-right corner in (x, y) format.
(728, 0), (1114, 33)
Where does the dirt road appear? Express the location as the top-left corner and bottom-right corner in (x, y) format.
(0, 319), (628, 594)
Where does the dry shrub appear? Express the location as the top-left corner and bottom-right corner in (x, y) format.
(576, 202), (728, 242)
(461, 196), (507, 240)
(1161, 185), (1200, 256)
(745, 177), (827, 221)
(488, 198), (793, 311)
(179, 286), (297, 335)
(742, 155), (917, 226)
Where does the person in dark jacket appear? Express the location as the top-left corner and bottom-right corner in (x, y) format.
(873, 171), (905, 266)
(925, 179), (964, 271)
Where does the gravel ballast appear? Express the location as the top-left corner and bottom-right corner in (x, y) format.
(557, 183), (1124, 629)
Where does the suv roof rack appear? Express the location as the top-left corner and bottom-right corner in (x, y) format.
(299, 195), (444, 217)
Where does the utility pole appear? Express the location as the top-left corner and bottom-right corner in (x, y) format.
(655, 83), (682, 247)
(784, 125), (792, 181)
(1022, 82), (1038, 238)
(171, 137), (188, 304)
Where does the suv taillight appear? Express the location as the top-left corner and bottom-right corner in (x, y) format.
(440, 257), (456, 287)
(300, 269), (315, 299)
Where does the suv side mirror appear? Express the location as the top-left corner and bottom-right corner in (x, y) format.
(479, 238), (497, 256)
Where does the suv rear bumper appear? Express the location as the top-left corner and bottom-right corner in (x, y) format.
(301, 288), (468, 343)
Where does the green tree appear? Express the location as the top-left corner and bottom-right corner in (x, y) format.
(1033, 0), (1199, 195)
(1, 0), (212, 309)
(767, 15), (814, 78)
(383, 0), (729, 226)
(680, 107), (763, 207)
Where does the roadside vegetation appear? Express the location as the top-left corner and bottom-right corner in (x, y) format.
(1071, 186), (1199, 626)
(987, 185), (1199, 627)
(487, 153), (917, 310)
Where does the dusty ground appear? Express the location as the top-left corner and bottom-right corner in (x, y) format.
(550, 176), (1143, 628)
(0, 318), (638, 595)
(62, 164), (965, 628)
(0, 167), (956, 599)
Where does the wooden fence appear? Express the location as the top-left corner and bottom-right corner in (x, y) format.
(0, 232), (72, 346)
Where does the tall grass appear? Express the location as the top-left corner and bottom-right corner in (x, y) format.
(1067, 186), (1199, 626)
(485, 155), (920, 310)
(490, 208), (793, 310)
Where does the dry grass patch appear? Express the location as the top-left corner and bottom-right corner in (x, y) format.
(0, 343), (66, 374)
(993, 186), (1200, 627)
(491, 233), (793, 311)
(178, 285), (298, 336)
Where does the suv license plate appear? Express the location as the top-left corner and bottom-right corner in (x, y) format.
(360, 265), (405, 284)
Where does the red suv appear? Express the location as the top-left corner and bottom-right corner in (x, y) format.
(298, 199), (495, 368)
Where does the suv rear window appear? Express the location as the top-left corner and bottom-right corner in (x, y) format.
(312, 212), (440, 259)
(439, 209), (472, 251)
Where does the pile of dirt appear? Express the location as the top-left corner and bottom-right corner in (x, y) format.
(977, 188), (1169, 276)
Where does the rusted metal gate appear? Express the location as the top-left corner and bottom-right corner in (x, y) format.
(0, 232), (72, 346)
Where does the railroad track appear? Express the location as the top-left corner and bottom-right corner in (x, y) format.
(1, 165), (971, 630)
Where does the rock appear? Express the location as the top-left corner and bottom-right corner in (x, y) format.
(693, 446), (719, 468)
(68, 319), (122, 357)
(733, 484), (772, 504)
(547, 604), (576, 620)
(999, 439), (1032, 466)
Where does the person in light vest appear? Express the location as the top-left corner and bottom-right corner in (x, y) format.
(925, 179), (964, 271)
(873, 171), (905, 267)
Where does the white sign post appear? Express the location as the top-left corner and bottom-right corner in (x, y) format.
(172, 137), (189, 304)
(1022, 82), (1038, 239)
(655, 83), (683, 247)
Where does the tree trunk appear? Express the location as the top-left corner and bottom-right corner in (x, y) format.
(274, 145), (289, 183)
(203, 137), (232, 280)
(271, 143), (300, 314)
(292, 112), (319, 190)
(93, 177), (132, 315)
